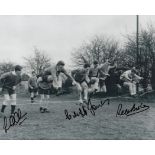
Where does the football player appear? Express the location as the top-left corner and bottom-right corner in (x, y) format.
(71, 63), (90, 104)
(89, 60), (100, 93)
(120, 67), (143, 97)
(44, 60), (76, 96)
(0, 65), (22, 117)
(28, 71), (38, 103)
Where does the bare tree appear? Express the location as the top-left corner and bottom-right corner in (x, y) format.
(24, 47), (52, 75)
(71, 35), (121, 67)
(0, 61), (15, 75)
(124, 25), (155, 90)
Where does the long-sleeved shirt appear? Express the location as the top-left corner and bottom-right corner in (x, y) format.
(44, 66), (74, 85)
(71, 68), (89, 83)
(89, 67), (99, 78)
(120, 70), (142, 82)
(28, 76), (38, 88)
(0, 71), (21, 89)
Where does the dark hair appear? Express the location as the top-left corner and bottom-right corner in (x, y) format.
(32, 71), (35, 74)
(131, 67), (137, 73)
(57, 60), (65, 66)
(15, 65), (22, 71)
(93, 60), (98, 65)
(84, 63), (90, 68)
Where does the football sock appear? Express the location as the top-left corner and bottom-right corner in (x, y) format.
(11, 105), (16, 114)
(1, 105), (6, 113)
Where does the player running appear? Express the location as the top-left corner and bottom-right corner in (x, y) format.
(89, 60), (100, 93)
(0, 65), (22, 117)
(37, 60), (76, 113)
(43, 60), (76, 95)
(28, 71), (38, 103)
(71, 63), (90, 104)
(37, 72), (52, 113)
(98, 59), (116, 93)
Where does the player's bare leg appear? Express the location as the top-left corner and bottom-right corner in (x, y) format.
(0, 94), (10, 117)
(31, 92), (34, 103)
(10, 93), (17, 115)
(40, 94), (45, 113)
(43, 95), (50, 113)
(81, 82), (88, 103)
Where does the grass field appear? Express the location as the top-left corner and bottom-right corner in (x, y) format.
(0, 92), (155, 140)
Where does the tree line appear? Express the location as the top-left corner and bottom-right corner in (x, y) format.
(0, 24), (155, 89)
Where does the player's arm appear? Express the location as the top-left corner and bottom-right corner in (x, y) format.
(85, 70), (90, 84)
(123, 72), (132, 82)
(0, 72), (10, 87)
(63, 69), (76, 84)
(28, 77), (33, 89)
(37, 77), (43, 84)
(133, 74), (143, 83)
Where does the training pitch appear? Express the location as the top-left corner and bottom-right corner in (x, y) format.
(0, 92), (155, 140)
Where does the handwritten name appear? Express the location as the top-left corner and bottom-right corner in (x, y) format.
(3, 108), (27, 133)
(64, 98), (110, 120)
(116, 103), (150, 117)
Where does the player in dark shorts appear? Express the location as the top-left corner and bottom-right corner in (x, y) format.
(28, 71), (38, 103)
(43, 60), (76, 96)
(0, 65), (22, 117)
(71, 63), (90, 104)
(89, 60), (100, 93)
(37, 72), (52, 113)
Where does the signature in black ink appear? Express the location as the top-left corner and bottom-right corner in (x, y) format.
(116, 103), (150, 117)
(3, 108), (27, 133)
(64, 98), (110, 120)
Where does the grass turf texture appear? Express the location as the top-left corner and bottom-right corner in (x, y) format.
(0, 92), (155, 140)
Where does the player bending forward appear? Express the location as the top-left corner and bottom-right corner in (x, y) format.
(71, 63), (91, 104)
(88, 61), (100, 94)
(0, 65), (22, 117)
(43, 60), (75, 94)
(120, 67), (143, 97)
(38, 61), (76, 113)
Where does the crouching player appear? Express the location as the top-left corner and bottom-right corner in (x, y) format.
(43, 60), (76, 96)
(0, 65), (22, 117)
(120, 67), (143, 97)
(28, 71), (38, 103)
(98, 59), (116, 93)
(37, 60), (76, 113)
(89, 60), (100, 94)
(71, 63), (90, 104)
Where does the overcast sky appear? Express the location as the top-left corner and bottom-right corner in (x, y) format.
(0, 15), (155, 67)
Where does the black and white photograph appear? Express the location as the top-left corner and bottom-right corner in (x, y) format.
(0, 15), (155, 140)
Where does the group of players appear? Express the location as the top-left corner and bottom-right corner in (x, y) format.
(0, 59), (143, 116)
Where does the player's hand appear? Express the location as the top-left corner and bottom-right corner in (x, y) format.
(141, 77), (144, 81)
(72, 80), (76, 86)
(90, 79), (96, 84)
(12, 86), (16, 90)
(105, 74), (110, 77)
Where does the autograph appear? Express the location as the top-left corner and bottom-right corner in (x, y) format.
(3, 108), (27, 133)
(116, 102), (150, 117)
(64, 98), (110, 120)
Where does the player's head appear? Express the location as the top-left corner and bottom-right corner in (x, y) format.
(131, 67), (137, 74)
(83, 63), (90, 71)
(14, 65), (22, 76)
(32, 71), (36, 76)
(93, 60), (98, 68)
(56, 60), (65, 70)
(47, 75), (53, 82)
